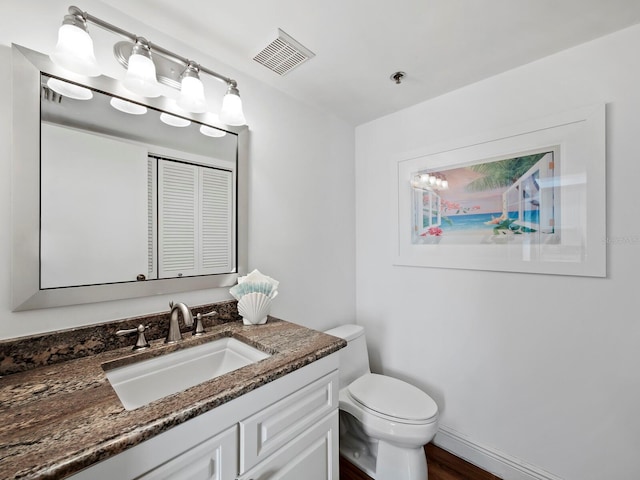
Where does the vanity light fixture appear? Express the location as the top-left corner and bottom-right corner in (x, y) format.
(177, 62), (207, 113)
(122, 38), (162, 98)
(50, 5), (247, 125)
(220, 84), (246, 126)
(50, 12), (100, 77)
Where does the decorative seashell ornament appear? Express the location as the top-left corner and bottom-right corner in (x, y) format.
(237, 292), (272, 325)
(230, 269), (278, 325)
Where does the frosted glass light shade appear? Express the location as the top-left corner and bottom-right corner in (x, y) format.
(47, 78), (93, 100)
(160, 112), (191, 127)
(50, 24), (100, 77)
(199, 125), (226, 137)
(177, 76), (207, 113)
(219, 88), (246, 126)
(110, 97), (147, 115)
(123, 53), (161, 98)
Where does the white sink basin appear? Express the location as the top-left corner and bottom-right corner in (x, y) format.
(103, 337), (270, 410)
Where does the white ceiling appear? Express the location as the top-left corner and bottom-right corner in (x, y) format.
(101, 0), (640, 126)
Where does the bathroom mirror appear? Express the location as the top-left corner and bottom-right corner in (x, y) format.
(11, 44), (248, 311)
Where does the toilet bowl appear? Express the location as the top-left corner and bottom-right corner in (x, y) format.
(325, 325), (439, 480)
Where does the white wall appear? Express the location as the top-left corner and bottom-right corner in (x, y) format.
(0, 0), (355, 338)
(355, 25), (640, 480)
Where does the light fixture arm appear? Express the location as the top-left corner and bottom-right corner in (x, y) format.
(68, 6), (136, 43)
(65, 5), (237, 88)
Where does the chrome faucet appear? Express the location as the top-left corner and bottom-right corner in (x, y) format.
(165, 301), (194, 344)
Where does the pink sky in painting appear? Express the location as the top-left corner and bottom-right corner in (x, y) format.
(438, 166), (504, 214)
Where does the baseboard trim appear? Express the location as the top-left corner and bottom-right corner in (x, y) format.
(433, 425), (564, 480)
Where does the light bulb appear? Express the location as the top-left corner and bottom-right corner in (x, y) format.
(177, 65), (207, 113)
(50, 16), (100, 77)
(123, 40), (161, 98)
(219, 84), (246, 126)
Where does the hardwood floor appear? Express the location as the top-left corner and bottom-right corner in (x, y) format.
(424, 444), (502, 480)
(339, 443), (502, 480)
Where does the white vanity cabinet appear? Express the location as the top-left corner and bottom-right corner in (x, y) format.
(68, 354), (339, 480)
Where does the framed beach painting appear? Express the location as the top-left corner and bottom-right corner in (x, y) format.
(392, 104), (606, 277)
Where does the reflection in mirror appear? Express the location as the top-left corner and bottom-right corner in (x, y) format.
(40, 74), (237, 289)
(11, 44), (248, 311)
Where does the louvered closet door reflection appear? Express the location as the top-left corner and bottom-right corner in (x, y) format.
(158, 160), (198, 278)
(158, 159), (233, 279)
(200, 167), (233, 274)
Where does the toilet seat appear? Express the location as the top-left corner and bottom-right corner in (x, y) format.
(347, 373), (438, 424)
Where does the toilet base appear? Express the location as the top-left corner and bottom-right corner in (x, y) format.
(339, 443), (376, 478)
(376, 441), (428, 480)
(339, 407), (433, 480)
(339, 428), (429, 480)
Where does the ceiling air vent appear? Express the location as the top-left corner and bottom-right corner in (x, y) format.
(253, 29), (315, 76)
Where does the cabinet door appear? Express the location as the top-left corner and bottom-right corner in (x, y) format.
(240, 371), (338, 473)
(138, 425), (237, 480)
(238, 411), (338, 480)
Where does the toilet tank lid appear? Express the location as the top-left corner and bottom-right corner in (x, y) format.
(324, 324), (364, 342)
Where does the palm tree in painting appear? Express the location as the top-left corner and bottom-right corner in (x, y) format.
(465, 153), (546, 192)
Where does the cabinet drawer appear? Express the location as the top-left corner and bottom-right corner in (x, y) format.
(239, 370), (338, 473)
(138, 425), (237, 480)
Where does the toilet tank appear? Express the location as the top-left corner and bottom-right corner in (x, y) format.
(324, 324), (371, 389)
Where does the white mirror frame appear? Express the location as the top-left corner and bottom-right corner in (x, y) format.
(11, 44), (248, 311)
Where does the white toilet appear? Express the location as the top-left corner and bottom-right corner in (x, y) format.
(325, 324), (439, 480)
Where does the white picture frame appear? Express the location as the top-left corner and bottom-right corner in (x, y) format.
(392, 104), (606, 277)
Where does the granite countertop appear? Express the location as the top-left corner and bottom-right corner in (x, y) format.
(0, 317), (345, 479)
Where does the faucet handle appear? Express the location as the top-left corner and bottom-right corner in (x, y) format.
(116, 324), (151, 351)
(194, 310), (217, 336)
